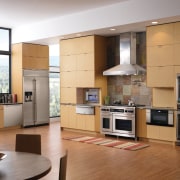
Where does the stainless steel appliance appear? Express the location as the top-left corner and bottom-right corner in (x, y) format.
(146, 109), (173, 127)
(23, 70), (49, 127)
(101, 106), (136, 138)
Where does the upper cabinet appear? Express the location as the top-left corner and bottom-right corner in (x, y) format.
(146, 22), (180, 87)
(60, 35), (107, 89)
(12, 43), (49, 102)
(146, 23), (174, 46)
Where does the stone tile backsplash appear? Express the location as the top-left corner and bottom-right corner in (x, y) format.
(107, 75), (152, 105)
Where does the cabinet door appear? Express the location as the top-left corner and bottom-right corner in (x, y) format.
(36, 45), (49, 58)
(60, 87), (76, 104)
(136, 109), (147, 138)
(60, 38), (77, 55)
(85, 115), (95, 131)
(147, 45), (173, 66)
(174, 43), (180, 65)
(76, 71), (94, 87)
(174, 22), (180, 43)
(61, 105), (76, 128)
(0, 106), (4, 128)
(60, 55), (76, 72)
(78, 36), (94, 54)
(76, 114), (85, 130)
(147, 125), (159, 139)
(23, 43), (37, 57)
(23, 57), (49, 70)
(76, 53), (94, 71)
(147, 23), (174, 46)
(159, 126), (176, 141)
(60, 71), (76, 87)
(147, 66), (174, 87)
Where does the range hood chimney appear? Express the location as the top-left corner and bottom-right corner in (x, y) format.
(103, 32), (146, 76)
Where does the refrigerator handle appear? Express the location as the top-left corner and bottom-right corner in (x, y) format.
(33, 79), (37, 123)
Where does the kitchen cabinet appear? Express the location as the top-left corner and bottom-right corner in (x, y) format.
(12, 43), (49, 103)
(0, 104), (22, 128)
(60, 87), (76, 104)
(147, 125), (176, 141)
(147, 45), (173, 66)
(136, 108), (147, 138)
(174, 43), (180, 65)
(146, 23), (174, 46)
(147, 66), (174, 87)
(174, 22), (180, 43)
(0, 106), (4, 128)
(60, 105), (76, 129)
(60, 35), (107, 132)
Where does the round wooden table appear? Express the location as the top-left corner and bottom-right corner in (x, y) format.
(0, 151), (51, 180)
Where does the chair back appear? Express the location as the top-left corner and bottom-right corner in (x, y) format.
(15, 134), (41, 154)
(59, 150), (68, 180)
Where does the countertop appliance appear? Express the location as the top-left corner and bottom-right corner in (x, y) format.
(146, 109), (173, 127)
(23, 70), (49, 127)
(100, 105), (136, 139)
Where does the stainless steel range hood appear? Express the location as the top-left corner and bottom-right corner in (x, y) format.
(103, 32), (146, 76)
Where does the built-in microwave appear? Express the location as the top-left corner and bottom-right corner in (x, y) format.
(146, 109), (174, 127)
(85, 89), (99, 103)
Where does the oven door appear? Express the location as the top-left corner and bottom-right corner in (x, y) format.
(101, 113), (113, 133)
(112, 114), (135, 136)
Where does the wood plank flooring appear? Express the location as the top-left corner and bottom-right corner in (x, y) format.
(1, 122), (180, 180)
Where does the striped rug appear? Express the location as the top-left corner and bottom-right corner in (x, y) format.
(63, 135), (150, 151)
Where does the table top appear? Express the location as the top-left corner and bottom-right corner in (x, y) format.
(0, 151), (51, 180)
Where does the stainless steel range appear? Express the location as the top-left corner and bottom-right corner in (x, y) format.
(100, 105), (136, 138)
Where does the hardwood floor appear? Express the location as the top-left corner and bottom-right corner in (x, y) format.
(1, 122), (180, 180)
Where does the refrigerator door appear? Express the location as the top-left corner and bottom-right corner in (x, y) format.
(23, 76), (35, 127)
(35, 76), (49, 125)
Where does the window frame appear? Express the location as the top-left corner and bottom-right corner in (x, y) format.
(0, 27), (12, 93)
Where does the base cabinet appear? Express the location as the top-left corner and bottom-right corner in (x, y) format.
(136, 109), (147, 138)
(0, 104), (22, 128)
(147, 125), (176, 141)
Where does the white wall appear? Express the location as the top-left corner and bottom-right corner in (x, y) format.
(12, 0), (180, 44)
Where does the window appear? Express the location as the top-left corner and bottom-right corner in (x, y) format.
(49, 44), (60, 117)
(0, 28), (11, 93)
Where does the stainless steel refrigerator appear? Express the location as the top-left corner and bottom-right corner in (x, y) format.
(23, 70), (49, 127)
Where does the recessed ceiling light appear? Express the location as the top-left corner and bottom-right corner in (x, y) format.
(110, 28), (116, 31)
(76, 33), (81, 36)
(152, 21), (158, 25)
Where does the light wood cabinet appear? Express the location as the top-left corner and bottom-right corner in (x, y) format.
(12, 43), (49, 103)
(60, 71), (76, 87)
(174, 43), (180, 65)
(146, 23), (174, 46)
(0, 106), (4, 128)
(136, 108), (147, 138)
(147, 125), (176, 141)
(60, 87), (76, 104)
(60, 105), (76, 129)
(147, 66), (174, 87)
(147, 45), (173, 66)
(60, 35), (107, 132)
(174, 22), (180, 43)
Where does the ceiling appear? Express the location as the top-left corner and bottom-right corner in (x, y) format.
(1, 0), (180, 44)
(0, 0), (128, 28)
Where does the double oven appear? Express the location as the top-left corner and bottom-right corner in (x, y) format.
(100, 105), (136, 138)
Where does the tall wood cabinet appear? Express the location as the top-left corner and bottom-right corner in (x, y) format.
(12, 43), (49, 103)
(146, 22), (180, 143)
(60, 35), (107, 132)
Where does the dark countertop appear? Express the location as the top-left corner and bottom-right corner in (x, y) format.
(0, 103), (23, 105)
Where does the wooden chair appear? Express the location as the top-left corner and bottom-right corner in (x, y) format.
(59, 150), (68, 180)
(15, 134), (41, 155)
